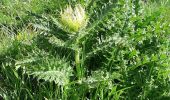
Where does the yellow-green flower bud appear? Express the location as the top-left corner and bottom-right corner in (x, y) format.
(60, 4), (88, 32)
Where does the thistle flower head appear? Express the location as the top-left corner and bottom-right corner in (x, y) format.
(60, 4), (88, 32)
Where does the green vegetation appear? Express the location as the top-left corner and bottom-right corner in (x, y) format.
(0, 0), (170, 99)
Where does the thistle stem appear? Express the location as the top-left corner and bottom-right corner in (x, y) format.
(75, 37), (82, 79)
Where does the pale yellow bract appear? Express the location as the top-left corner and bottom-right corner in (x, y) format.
(60, 4), (88, 32)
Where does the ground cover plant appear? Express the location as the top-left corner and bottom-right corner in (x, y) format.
(0, 0), (170, 99)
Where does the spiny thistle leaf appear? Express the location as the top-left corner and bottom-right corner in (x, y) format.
(15, 48), (73, 86)
(32, 67), (73, 86)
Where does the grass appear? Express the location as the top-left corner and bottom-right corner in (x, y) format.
(0, 0), (170, 100)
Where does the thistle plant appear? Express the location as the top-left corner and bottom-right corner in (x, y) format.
(60, 4), (88, 78)
(1, 0), (170, 99)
